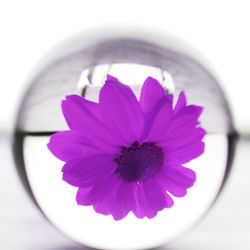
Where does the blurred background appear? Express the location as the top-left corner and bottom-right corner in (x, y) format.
(0, 0), (250, 249)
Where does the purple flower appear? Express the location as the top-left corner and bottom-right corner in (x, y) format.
(48, 75), (206, 220)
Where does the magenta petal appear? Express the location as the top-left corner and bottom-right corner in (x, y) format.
(111, 182), (136, 220)
(62, 95), (99, 130)
(140, 77), (168, 113)
(167, 113), (199, 134)
(134, 180), (173, 219)
(158, 101), (205, 147)
(62, 154), (116, 187)
(77, 175), (119, 206)
(76, 187), (92, 204)
(133, 184), (157, 219)
(177, 105), (203, 118)
(142, 97), (172, 142)
(156, 171), (187, 197)
(93, 180), (136, 221)
(173, 91), (187, 115)
(99, 75), (144, 146)
(78, 174), (134, 220)
(93, 195), (115, 216)
(165, 192), (174, 208)
(47, 130), (90, 162)
(168, 140), (205, 164)
(61, 95), (118, 151)
(117, 182), (136, 213)
(143, 179), (171, 211)
(163, 165), (196, 188)
(92, 175), (122, 216)
(94, 188), (121, 218)
(159, 127), (206, 150)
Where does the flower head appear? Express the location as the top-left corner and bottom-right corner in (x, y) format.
(48, 75), (206, 220)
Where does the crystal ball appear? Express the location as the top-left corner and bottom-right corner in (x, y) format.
(13, 31), (236, 250)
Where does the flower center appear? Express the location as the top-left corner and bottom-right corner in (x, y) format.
(115, 141), (164, 183)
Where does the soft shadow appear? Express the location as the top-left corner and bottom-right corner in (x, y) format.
(59, 247), (95, 250)
(149, 246), (175, 250)
(43, 245), (96, 250)
(49, 245), (175, 250)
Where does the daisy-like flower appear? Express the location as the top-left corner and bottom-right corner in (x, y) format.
(48, 75), (206, 220)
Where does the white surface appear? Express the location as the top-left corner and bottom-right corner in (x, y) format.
(0, 0), (250, 134)
(1, 135), (250, 249)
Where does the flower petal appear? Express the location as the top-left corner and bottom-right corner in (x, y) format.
(99, 75), (144, 146)
(47, 130), (99, 162)
(61, 95), (118, 151)
(92, 175), (122, 216)
(141, 96), (172, 142)
(158, 127), (206, 150)
(157, 100), (205, 149)
(143, 179), (173, 211)
(117, 182), (136, 213)
(78, 174), (135, 220)
(133, 184), (157, 219)
(156, 171), (187, 197)
(75, 187), (92, 204)
(173, 91), (186, 115)
(176, 104), (203, 118)
(167, 106), (203, 134)
(168, 140), (205, 164)
(62, 154), (116, 188)
(133, 180), (173, 219)
(111, 182), (136, 220)
(140, 77), (168, 113)
(163, 165), (196, 188)
(76, 174), (119, 206)
(92, 179), (136, 220)
(62, 95), (99, 130)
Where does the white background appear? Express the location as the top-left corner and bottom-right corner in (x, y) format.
(0, 0), (250, 134)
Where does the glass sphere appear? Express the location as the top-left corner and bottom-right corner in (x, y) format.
(12, 31), (236, 250)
